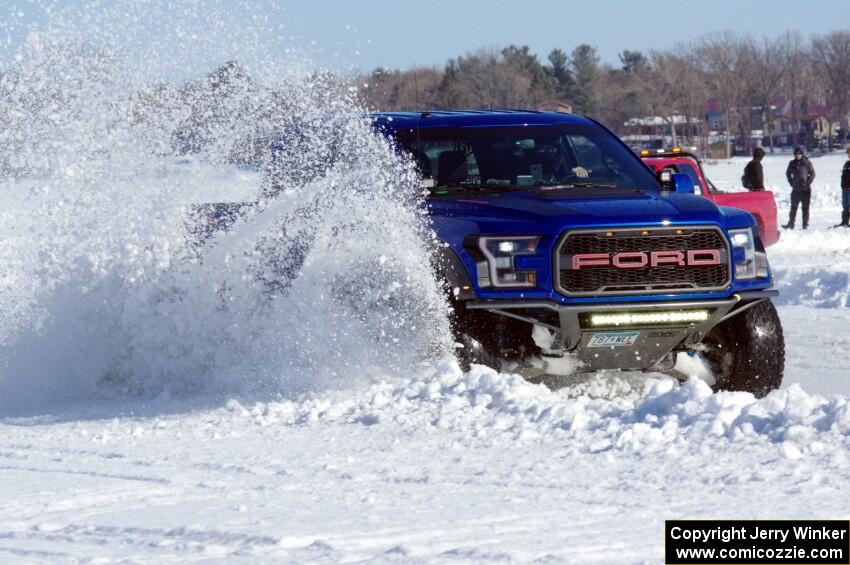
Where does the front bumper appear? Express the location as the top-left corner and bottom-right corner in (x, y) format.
(466, 290), (778, 372)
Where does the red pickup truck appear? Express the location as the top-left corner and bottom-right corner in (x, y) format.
(640, 149), (779, 246)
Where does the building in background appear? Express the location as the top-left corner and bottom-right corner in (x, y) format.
(624, 98), (850, 155)
(622, 115), (704, 152)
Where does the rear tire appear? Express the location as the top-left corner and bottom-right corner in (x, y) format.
(701, 300), (784, 397)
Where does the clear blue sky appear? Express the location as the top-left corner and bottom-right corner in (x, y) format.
(2, 0), (850, 78)
(287, 0), (850, 70)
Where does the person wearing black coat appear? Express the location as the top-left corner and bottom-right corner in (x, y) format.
(838, 147), (850, 228)
(783, 147), (816, 229)
(742, 147), (765, 190)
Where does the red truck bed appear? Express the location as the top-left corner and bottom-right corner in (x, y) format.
(641, 151), (779, 246)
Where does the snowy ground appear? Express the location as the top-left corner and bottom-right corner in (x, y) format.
(1, 154), (849, 564)
(710, 153), (850, 395)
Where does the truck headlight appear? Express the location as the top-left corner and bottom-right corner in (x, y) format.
(478, 236), (540, 288)
(729, 227), (768, 280)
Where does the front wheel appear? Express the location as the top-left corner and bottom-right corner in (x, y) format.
(700, 300), (785, 397)
(450, 299), (537, 372)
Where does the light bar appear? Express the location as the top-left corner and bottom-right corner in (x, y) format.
(590, 310), (710, 327)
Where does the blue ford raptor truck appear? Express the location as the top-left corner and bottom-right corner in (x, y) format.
(201, 110), (785, 397)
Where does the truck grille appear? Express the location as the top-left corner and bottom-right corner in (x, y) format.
(556, 227), (730, 296)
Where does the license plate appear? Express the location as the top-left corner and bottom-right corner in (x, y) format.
(587, 331), (640, 348)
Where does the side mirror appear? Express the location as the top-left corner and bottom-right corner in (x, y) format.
(671, 173), (695, 194)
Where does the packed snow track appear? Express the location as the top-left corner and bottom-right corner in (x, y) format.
(1, 17), (849, 556)
(0, 154), (849, 562)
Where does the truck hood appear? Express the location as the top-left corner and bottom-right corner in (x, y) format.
(427, 188), (753, 236)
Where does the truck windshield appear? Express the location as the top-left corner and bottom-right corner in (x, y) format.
(395, 124), (658, 192)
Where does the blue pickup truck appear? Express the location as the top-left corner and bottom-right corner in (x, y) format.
(203, 110), (785, 397)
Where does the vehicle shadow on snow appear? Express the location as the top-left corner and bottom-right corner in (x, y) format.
(772, 266), (850, 308)
(0, 363), (672, 424)
(0, 390), (261, 425)
(528, 371), (672, 402)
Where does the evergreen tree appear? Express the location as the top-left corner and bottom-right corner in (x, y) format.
(571, 44), (600, 115)
(501, 44), (555, 97)
(437, 59), (462, 108)
(619, 50), (648, 74)
(546, 48), (575, 100)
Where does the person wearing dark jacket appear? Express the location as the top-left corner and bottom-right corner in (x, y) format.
(742, 147), (765, 190)
(783, 146), (816, 229)
(838, 147), (850, 228)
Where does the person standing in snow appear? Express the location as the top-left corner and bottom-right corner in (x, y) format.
(783, 146), (816, 229)
(742, 147), (765, 191)
(837, 147), (850, 228)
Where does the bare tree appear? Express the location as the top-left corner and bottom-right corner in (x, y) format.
(437, 48), (536, 109)
(596, 63), (647, 135)
(695, 33), (753, 157)
(775, 31), (811, 147)
(735, 40), (761, 150)
(747, 37), (786, 150)
(677, 52), (708, 146)
(642, 50), (704, 146)
(359, 67), (443, 111)
(811, 31), (850, 145)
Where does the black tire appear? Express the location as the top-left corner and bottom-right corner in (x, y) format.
(701, 300), (785, 397)
(455, 333), (502, 372)
(449, 297), (538, 372)
(451, 301), (503, 372)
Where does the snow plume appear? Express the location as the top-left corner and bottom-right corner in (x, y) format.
(0, 3), (450, 413)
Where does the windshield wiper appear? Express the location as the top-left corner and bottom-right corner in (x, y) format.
(431, 182), (622, 195)
(538, 182), (618, 190)
(430, 183), (523, 194)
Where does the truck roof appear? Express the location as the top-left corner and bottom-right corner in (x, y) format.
(369, 110), (595, 133)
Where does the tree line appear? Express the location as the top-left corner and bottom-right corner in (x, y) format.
(358, 31), (850, 155)
(7, 30), (847, 174)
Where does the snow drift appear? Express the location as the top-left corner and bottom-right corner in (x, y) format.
(236, 360), (850, 452)
(710, 154), (850, 308)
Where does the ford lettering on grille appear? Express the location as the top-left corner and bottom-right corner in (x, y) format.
(570, 249), (722, 270)
(556, 227), (730, 296)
